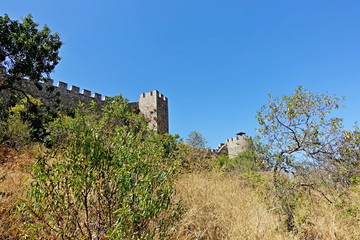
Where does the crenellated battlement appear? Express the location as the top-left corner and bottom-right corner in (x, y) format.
(215, 134), (252, 158)
(140, 90), (168, 102)
(0, 67), (171, 133)
(226, 136), (251, 143)
(215, 143), (226, 153)
(0, 77), (169, 134)
(45, 80), (108, 101)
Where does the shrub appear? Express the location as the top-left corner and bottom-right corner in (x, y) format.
(21, 96), (180, 239)
(0, 97), (33, 147)
(174, 143), (215, 173)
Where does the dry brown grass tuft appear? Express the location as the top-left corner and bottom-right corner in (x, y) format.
(0, 145), (39, 239)
(169, 173), (295, 240)
(169, 173), (360, 240)
(294, 184), (360, 240)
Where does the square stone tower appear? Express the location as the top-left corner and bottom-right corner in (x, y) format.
(138, 90), (169, 134)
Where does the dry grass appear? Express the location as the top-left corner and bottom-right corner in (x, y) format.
(169, 172), (294, 240)
(294, 184), (360, 240)
(1, 146), (359, 239)
(169, 172), (360, 240)
(0, 145), (39, 239)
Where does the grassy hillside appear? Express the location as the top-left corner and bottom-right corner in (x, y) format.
(171, 172), (360, 239)
(1, 145), (359, 239)
(0, 89), (359, 239)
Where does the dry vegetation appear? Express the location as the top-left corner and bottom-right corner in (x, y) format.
(0, 145), (38, 239)
(169, 172), (291, 240)
(169, 172), (360, 240)
(1, 146), (360, 239)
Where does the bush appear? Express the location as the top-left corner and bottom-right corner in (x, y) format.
(0, 97), (33, 147)
(174, 143), (215, 173)
(21, 96), (180, 239)
(0, 113), (31, 147)
(216, 138), (270, 174)
(0, 95), (54, 147)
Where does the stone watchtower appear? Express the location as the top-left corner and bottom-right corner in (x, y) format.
(138, 90), (169, 134)
(226, 136), (251, 158)
(215, 132), (252, 158)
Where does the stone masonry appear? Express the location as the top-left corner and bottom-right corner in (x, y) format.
(0, 79), (169, 134)
(215, 135), (252, 158)
(139, 90), (169, 134)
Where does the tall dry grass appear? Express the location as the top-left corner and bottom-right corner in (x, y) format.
(294, 184), (360, 240)
(1, 145), (359, 239)
(0, 145), (38, 239)
(169, 172), (360, 240)
(169, 173), (294, 240)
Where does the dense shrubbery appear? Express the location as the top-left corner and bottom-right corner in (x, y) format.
(216, 138), (270, 174)
(0, 87), (359, 239)
(174, 143), (215, 173)
(0, 95), (56, 147)
(18, 96), (181, 239)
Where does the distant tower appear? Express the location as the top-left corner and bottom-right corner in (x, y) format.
(215, 132), (252, 158)
(138, 90), (169, 134)
(226, 135), (251, 158)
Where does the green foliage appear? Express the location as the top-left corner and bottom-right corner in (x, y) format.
(186, 130), (208, 148)
(331, 128), (360, 186)
(0, 13), (61, 142)
(0, 96), (44, 147)
(255, 87), (360, 185)
(0, 14), (62, 92)
(222, 149), (261, 173)
(15, 95), (52, 141)
(0, 95), (53, 145)
(174, 143), (215, 173)
(256, 86), (345, 174)
(21, 96), (180, 239)
(0, 110), (31, 147)
(217, 138), (270, 174)
(214, 154), (229, 169)
(256, 86), (349, 232)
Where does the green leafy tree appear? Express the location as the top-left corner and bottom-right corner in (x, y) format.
(256, 86), (345, 179)
(256, 86), (345, 231)
(186, 130), (208, 148)
(328, 127), (360, 186)
(0, 14), (62, 144)
(0, 14), (62, 93)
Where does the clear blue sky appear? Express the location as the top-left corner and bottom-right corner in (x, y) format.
(3, 0), (360, 148)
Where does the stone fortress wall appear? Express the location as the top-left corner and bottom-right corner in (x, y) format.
(1, 79), (169, 134)
(22, 79), (107, 107)
(215, 134), (252, 158)
(2, 76), (253, 156)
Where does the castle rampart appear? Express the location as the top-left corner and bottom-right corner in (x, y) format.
(0, 79), (169, 134)
(14, 79), (108, 109)
(215, 134), (252, 158)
